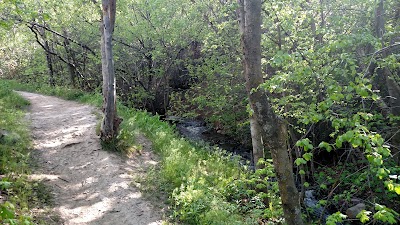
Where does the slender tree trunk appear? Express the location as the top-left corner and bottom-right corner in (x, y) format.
(241, 0), (304, 224)
(40, 25), (54, 86)
(44, 39), (55, 86)
(317, 0), (325, 44)
(63, 30), (77, 87)
(238, 0), (264, 168)
(249, 115), (265, 166)
(100, 0), (120, 142)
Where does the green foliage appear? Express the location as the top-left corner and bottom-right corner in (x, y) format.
(256, 1), (400, 223)
(0, 80), (35, 224)
(325, 212), (347, 225)
(373, 204), (399, 224)
(357, 210), (371, 223)
(126, 110), (252, 223)
(120, 109), (285, 224)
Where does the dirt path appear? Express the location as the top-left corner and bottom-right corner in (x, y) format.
(17, 91), (163, 225)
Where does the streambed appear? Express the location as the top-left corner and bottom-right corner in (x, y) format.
(165, 116), (253, 164)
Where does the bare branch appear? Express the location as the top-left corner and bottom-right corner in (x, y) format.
(28, 22), (96, 55)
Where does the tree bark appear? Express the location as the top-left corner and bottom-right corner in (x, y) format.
(38, 22), (55, 86)
(238, 0), (265, 168)
(249, 115), (265, 167)
(100, 0), (120, 142)
(63, 30), (77, 87)
(44, 39), (55, 86)
(241, 0), (304, 224)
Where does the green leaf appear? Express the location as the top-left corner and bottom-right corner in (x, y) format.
(303, 153), (313, 161)
(295, 138), (314, 151)
(373, 204), (399, 224)
(256, 183), (266, 189)
(42, 13), (51, 20)
(319, 141), (332, 152)
(335, 138), (343, 148)
(0, 181), (12, 190)
(326, 212), (347, 225)
(373, 156), (383, 166)
(351, 138), (362, 148)
(343, 130), (354, 141)
(318, 200), (327, 206)
(295, 158), (307, 166)
(356, 210), (371, 223)
(0, 202), (15, 220)
(0, 20), (11, 29)
(395, 184), (400, 195)
(357, 87), (369, 98)
(377, 168), (389, 179)
(346, 93), (353, 100)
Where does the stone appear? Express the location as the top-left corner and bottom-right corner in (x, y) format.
(346, 203), (366, 219)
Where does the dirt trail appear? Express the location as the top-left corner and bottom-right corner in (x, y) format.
(17, 91), (163, 225)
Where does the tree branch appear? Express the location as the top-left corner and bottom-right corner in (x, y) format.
(28, 22), (96, 55)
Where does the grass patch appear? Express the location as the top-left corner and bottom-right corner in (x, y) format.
(0, 80), (37, 224)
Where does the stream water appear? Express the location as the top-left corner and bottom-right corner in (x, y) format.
(165, 116), (253, 164)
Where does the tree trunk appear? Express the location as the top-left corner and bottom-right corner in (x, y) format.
(100, 0), (120, 142)
(241, 0), (304, 224)
(249, 115), (265, 167)
(63, 30), (77, 87)
(238, 0), (264, 168)
(44, 39), (55, 86)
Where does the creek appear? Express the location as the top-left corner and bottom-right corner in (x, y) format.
(164, 116), (253, 165)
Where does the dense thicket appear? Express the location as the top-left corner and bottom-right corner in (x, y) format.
(1, 0), (399, 224)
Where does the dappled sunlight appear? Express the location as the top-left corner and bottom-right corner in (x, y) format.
(42, 104), (54, 108)
(39, 140), (64, 148)
(17, 91), (164, 224)
(29, 173), (62, 181)
(60, 198), (114, 224)
(82, 176), (99, 186)
(35, 123), (94, 149)
(108, 181), (129, 192)
(76, 116), (89, 122)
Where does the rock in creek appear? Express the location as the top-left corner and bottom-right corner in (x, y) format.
(346, 203), (366, 219)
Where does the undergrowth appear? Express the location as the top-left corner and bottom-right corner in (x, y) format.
(2, 79), (285, 224)
(0, 80), (34, 224)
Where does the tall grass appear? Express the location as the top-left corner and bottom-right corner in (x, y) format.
(0, 80), (34, 224)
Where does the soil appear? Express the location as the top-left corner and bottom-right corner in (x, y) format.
(17, 91), (164, 225)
